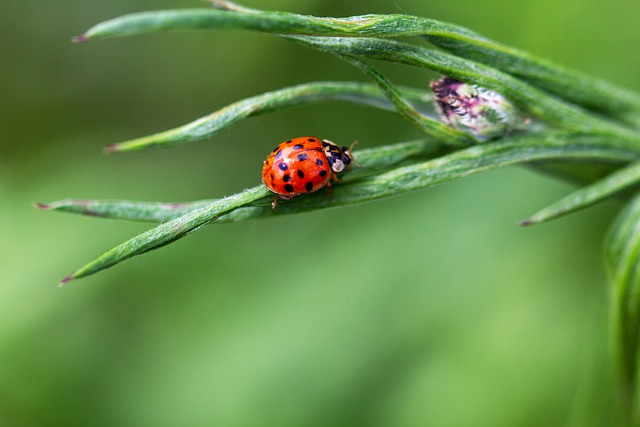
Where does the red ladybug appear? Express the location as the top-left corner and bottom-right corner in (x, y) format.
(262, 136), (355, 209)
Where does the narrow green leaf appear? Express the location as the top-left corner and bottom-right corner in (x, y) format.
(76, 2), (640, 125)
(422, 33), (640, 128)
(59, 185), (271, 285)
(80, 8), (603, 133)
(605, 191), (640, 424)
(289, 36), (636, 140)
(40, 139), (447, 222)
(73, 7), (479, 42)
(335, 55), (474, 147)
(60, 130), (639, 283)
(36, 199), (218, 222)
(211, 0), (640, 127)
(106, 81), (432, 152)
(523, 160), (640, 226)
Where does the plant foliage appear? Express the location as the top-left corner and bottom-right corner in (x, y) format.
(41, 4), (640, 421)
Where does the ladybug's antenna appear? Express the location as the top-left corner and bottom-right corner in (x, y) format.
(347, 141), (363, 168)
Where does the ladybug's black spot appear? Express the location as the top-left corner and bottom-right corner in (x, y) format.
(278, 162), (288, 171)
(293, 144), (304, 150)
(283, 174), (291, 182)
(270, 173), (274, 181)
(319, 170), (327, 177)
(274, 150), (283, 160)
(308, 138), (317, 142)
(284, 184), (294, 192)
(297, 170), (304, 178)
(286, 139), (293, 144)
(315, 159), (323, 166)
(297, 153), (308, 161)
(305, 182), (313, 191)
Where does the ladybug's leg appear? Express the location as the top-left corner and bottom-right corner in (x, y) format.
(323, 178), (336, 201)
(330, 171), (341, 185)
(324, 186), (334, 201)
(272, 194), (295, 209)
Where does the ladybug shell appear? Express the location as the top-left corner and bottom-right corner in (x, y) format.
(262, 136), (333, 199)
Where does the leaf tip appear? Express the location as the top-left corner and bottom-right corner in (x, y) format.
(103, 144), (118, 154)
(520, 218), (534, 227)
(58, 275), (74, 287)
(72, 34), (88, 43)
(34, 202), (51, 210)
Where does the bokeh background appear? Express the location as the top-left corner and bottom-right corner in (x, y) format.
(2, 0), (640, 425)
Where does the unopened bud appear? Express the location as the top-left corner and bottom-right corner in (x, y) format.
(430, 76), (521, 140)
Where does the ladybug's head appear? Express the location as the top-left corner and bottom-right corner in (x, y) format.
(322, 139), (355, 174)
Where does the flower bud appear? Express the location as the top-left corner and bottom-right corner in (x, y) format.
(430, 76), (520, 140)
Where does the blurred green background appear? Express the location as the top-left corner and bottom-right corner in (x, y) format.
(2, 0), (640, 425)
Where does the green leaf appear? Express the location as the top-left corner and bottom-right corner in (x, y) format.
(73, 7), (480, 42)
(58, 185), (271, 285)
(421, 31), (640, 128)
(208, 0), (639, 128)
(334, 55), (474, 147)
(106, 81), (433, 152)
(210, 0), (640, 125)
(57, 130), (639, 283)
(289, 36), (635, 139)
(75, 2), (640, 126)
(605, 191), (640, 424)
(41, 138), (447, 222)
(36, 199), (218, 222)
(523, 160), (640, 226)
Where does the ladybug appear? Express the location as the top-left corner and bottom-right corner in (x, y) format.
(262, 136), (355, 209)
